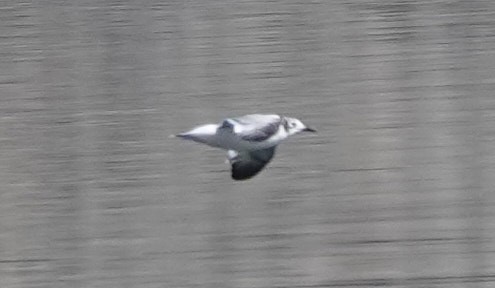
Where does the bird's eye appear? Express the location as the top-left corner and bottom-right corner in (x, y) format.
(290, 123), (296, 127)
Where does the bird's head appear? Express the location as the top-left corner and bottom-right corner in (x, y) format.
(283, 117), (317, 136)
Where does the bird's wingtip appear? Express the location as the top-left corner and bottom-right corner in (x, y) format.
(173, 133), (192, 140)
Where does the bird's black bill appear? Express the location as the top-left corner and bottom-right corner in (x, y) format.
(303, 127), (317, 133)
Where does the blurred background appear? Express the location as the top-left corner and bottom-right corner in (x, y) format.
(2, 1), (495, 287)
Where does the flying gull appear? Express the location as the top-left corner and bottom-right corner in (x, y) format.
(174, 114), (316, 180)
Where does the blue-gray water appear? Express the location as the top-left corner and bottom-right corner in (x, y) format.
(2, 1), (495, 287)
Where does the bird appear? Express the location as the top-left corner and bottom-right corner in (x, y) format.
(174, 114), (316, 180)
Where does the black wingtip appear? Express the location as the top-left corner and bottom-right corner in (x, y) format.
(232, 173), (252, 181)
(175, 133), (191, 140)
(229, 147), (276, 180)
(231, 163), (264, 180)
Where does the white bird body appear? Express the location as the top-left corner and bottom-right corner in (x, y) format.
(216, 115), (290, 151)
(175, 114), (315, 180)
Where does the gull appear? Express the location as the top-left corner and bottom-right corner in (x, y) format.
(174, 114), (316, 180)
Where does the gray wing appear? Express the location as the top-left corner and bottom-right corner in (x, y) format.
(222, 114), (282, 142)
(228, 147), (276, 180)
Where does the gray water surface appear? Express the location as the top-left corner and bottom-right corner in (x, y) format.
(2, 1), (495, 287)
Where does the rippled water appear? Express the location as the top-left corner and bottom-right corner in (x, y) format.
(2, 1), (495, 287)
